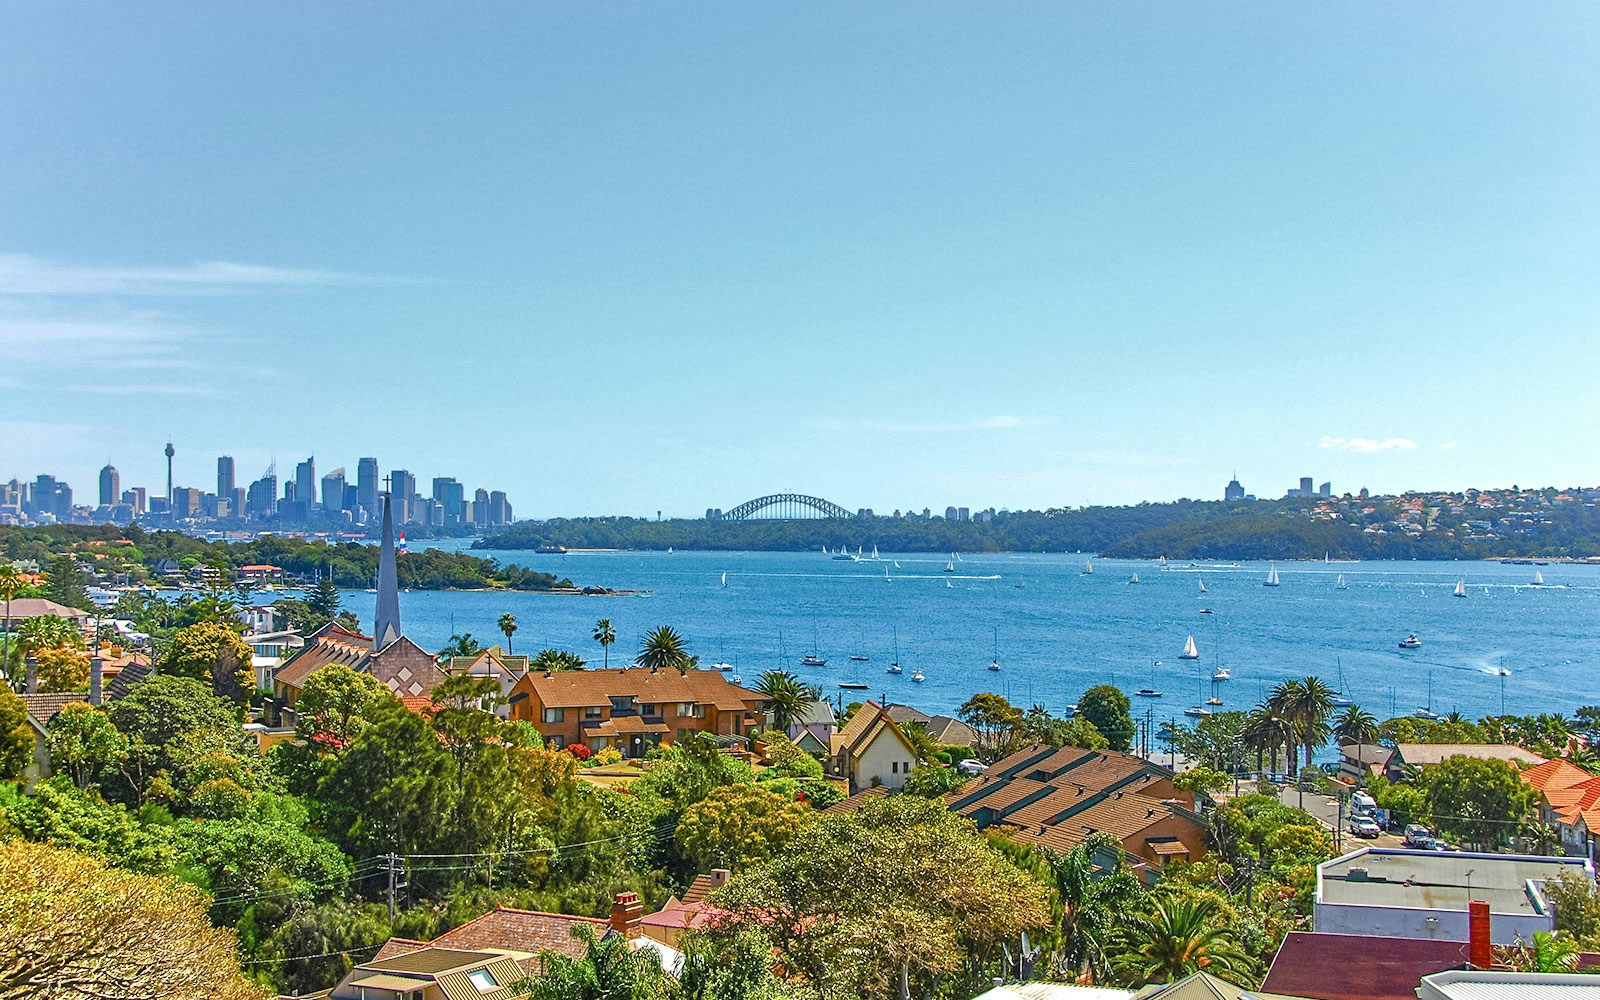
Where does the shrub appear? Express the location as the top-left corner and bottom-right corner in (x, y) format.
(566, 743), (593, 761)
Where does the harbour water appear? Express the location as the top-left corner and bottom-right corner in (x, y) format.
(338, 548), (1600, 730)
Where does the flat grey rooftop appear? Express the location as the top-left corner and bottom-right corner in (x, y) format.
(1319, 849), (1588, 915)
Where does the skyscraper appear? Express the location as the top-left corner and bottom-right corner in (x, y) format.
(357, 457), (379, 518)
(1224, 476), (1245, 501)
(432, 477), (465, 522)
(295, 457), (317, 508)
(246, 464), (277, 519)
(98, 465), (120, 507)
(321, 468), (347, 511)
(390, 470), (417, 523)
(217, 456), (235, 497)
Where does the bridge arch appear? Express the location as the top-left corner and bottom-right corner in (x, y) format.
(722, 494), (853, 520)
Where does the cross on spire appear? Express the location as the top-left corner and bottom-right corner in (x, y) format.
(382, 474), (392, 495)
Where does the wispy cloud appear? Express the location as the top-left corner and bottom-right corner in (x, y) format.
(1319, 435), (1418, 453)
(0, 253), (391, 296)
(0, 313), (194, 369)
(820, 414), (1051, 434)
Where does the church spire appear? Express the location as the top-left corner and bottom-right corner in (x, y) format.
(373, 489), (401, 650)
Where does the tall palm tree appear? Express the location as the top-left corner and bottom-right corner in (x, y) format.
(497, 613), (518, 654)
(1266, 680), (1304, 778)
(0, 565), (24, 686)
(1333, 706), (1380, 786)
(1293, 676), (1336, 771)
(753, 669), (820, 734)
(636, 625), (690, 673)
(592, 618), (615, 670)
(1049, 832), (1144, 982)
(1112, 896), (1252, 986)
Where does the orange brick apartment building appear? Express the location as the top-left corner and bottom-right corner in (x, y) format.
(508, 667), (766, 757)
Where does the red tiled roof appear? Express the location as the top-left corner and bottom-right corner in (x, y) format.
(428, 906), (608, 965)
(1523, 758), (1594, 793)
(1261, 932), (1470, 1000)
(523, 668), (762, 712)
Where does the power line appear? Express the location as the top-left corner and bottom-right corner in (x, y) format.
(238, 940), (387, 967)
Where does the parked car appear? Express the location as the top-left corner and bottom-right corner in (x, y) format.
(956, 759), (989, 775)
(1348, 817), (1382, 839)
(1404, 824), (1435, 848)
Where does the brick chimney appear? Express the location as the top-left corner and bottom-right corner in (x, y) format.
(89, 655), (103, 706)
(710, 868), (731, 890)
(1468, 899), (1492, 969)
(610, 891), (643, 939)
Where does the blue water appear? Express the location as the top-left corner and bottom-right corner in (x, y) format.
(335, 550), (1600, 729)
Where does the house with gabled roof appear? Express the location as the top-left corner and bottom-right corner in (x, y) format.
(829, 700), (918, 794)
(328, 947), (528, 1000)
(507, 666), (763, 757)
(440, 649), (528, 718)
(946, 743), (1206, 879)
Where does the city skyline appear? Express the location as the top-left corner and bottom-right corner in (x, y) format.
(3, 6), (1599, 514)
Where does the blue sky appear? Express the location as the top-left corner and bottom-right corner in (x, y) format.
(2, 4), (1597, 516)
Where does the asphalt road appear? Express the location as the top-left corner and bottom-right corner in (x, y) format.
(1275, 784), (1406, 852)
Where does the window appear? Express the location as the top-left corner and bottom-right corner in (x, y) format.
(891, 762), (898, 774)
(466, 967), (499, 991)
(678, 702), (705, 719)
(584, 706), (604, 720)
(640, 703), (659, 716)
(542, 707), (565, 724)
(549, 736), (565, 749)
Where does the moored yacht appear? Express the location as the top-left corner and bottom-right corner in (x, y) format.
(1398, 633), (1422, 649)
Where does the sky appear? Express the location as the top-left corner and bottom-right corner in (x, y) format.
(2, 4), (1598, 517)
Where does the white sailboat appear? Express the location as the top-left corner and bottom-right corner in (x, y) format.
(1534, 570), (1545, 586)
(1336, 573), (1347, 590)
(1453, 579), (1468, 598)
(1198, 577), (1208, 594)
(910, 669), (925, 683)
(989, 627), (1001, 672)
(1179, 635), (1199, 660)
(954, 551), (963, 563)
(1128, 572), (1140, 584)
(944, 559), (955, 573)
(720, 571), (727, 588)
(887, 627), (903, 674)
(1263, 565), (1280, 587)
(871, 545), (880, 561)
(946, 579), (954, 589)
(1083, 559), (1094, 575)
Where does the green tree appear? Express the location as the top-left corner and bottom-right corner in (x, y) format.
(42, 554), (89, 611)
(45, 702), (128, 789)
(1049, 831), (1144, 982)
(592, 618), (615, 670)
(16, 614), (78, 656)
(959, 692), (1024, 763)
(165, 621), (253, 702)
(0, 839), (267, 1000)
(1424, 755), (1537, 850)
(305, 577), (341, 622)
(1112, 896), (1252, 986)
(1265, 681), (1304, 778)
(707, 795), (1050, 999)
(1078, 685), (1135, 752)
(317, 703), (457, 856)
(515, 922), (668, 1000)
(294, 664), (395, 750)
(636, 625), (690, 674)
(438, 633), (485, 658)
(1333, 707), (1379, 753)
(498, 613), (518, 653)
(530, 648), (587, 672)
(0, 683), (31, 781)
(753, 670), (819, 735)
(677, 782), (814, 871)
(106, 674), (242, 807)
(0, 565), (25, 687)
(31, 645), (90, 693)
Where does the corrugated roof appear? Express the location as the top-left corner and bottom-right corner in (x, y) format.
(1261, 931), (1469, 1000)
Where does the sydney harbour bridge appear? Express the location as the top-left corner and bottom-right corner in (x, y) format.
(711, 493), (855, 521)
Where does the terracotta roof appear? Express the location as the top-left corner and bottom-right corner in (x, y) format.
(522, 668), (762, 712)
(679, 870), (732, 905)
(1393, 743), (1546, 767)
(1523, 758), (1595, 793)
(372, 938), (428, 961)
(428, 906), (608, 964)
(883, 703), (932, 726)
(0, 598), (89, 621)
(1147, 838), (1191, 856)
(1261, 931), (1470, 1000)
(399, 695), (436, 716)
(19, 692), (83, 726)
(585, 715), (670, 735)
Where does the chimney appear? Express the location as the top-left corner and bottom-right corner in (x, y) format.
(1468, 900), (1492, 969)
(24, 655), (37, 695)
(610, 892), (643, 939)
(710, 868), (731, 889)
(89, 655), (103, 706)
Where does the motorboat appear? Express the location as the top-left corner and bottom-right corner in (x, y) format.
(1180, 635), (1200, 660)
(710, 662), (735, 672)
(1413, 708), (1441, 721)
(839, 682), (870, 690)
(849, 654), (870, 662)
(1135, 688), (1162, 698)
(886, 662), (903, 675)
(1398, 634), (1422, 649)
(1212, 666), (1230, 681)
(1184, 706), (1212, 718)
(910, 668), (925, 683)
(1198, 608), (1214, 614)
(988, 659), (1000, 672)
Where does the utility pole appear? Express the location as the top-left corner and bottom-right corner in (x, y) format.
(385, 852), (399, 923)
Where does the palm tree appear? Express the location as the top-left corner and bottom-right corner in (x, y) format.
(531, 648), (586, 672)
(636, 625), (690, 673)
(1049, 832), (1143, 982)
(438, 633), (484, 658)
(1293, 676), (1336, 771)
(592, 618), (615, 670)
(1112, 896), (1252, 986)
(753, 669), (820, 734)
(497, 613), (518, 654)
(0, 565), (23, 686)
(1333, 706), (1380, 786)
(1266, 681), (1304, 778)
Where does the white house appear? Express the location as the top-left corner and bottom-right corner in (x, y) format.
(830, 701), (919, 794)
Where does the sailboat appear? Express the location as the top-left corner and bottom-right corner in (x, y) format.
(1534, 570), (1545, 586)
(946, 579), (954, 589)
(1128, 572), (1140, 584)
(1179, 635), (1199, 660)
(1453, 579), (1468, 598)
(989, 627), (1001, 672)
(887, 627), (904, 674)
(1263, 565), (1280, 587)
(871, 545), (880, 561)
(1082, 559), (1094, 575)
(1198, 577), (1208, 594)
(1330, 658), (1355, 707)
(910, 668), (925, 683)
(1336, 573), (1347, 590)
(884, 565), (891, 582)
(799, 626), (826, 667)
(955, 552), (964, 563)
(944, 559), (955, 573)
(1413, 670), (1440, 719)
(720, 571), (727, 588)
